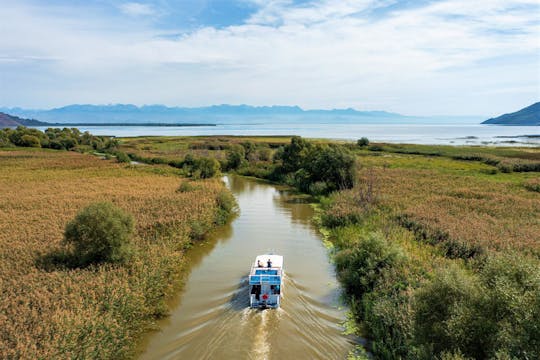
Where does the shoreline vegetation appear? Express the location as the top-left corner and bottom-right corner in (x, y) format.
(1, 127), (539, 359)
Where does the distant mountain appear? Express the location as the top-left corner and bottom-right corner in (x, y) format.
(0, 104), (404, 124)
(482, 102), (540, 126)
(0, 112), (48, 127)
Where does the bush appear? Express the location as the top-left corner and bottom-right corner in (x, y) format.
(275, 136), (312, 173)
(258, 148), (273, 161)
(192, 157), (221, 179)
(357, 137), (369, 147)
(413, 256), (540, 359)
(226, 144), (246, 170)
(303, 145), (356, 193)
(115, 151), (131, 163)
(63, 202), (134, 266)
(334, 232), (404, 297)
(414, 265), (480, 357)
(214, 190), (237, 225)
(20, 134), (41, 147)
(177, 181), (197, 193)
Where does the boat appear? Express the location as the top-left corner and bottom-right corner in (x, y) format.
(249, 254), (284, 308)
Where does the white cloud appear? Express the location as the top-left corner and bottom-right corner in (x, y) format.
(0, 0), (539, 115)
(118, 2), (156, 17)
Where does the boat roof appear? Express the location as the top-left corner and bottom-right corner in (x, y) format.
(254, 254), (283, 268)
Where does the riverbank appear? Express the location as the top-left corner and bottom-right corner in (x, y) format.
(0, 148), (236, 358)
(116, 135), (540, 359)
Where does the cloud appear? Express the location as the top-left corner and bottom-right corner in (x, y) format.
(118, 2), (157, 17)
(0, 0), (539, 115)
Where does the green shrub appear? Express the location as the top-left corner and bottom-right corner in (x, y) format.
(303, 145), (356, 193)
(413, 265), (481, 357)
(63, 202), (134, 266)
(357, 137), (369, 147)
(20, 135), (41, 147)
(177, 181), (197, 193)
(258, 147), (273, 161)
(334, 232), (404, 297)
(226, 144), (246, 170)
(214, 190), (237, 225)
(368, 145), (384, 152)
(413, 256), (540, 359)
(115, 151), (131, 163)
(192, 157), (221, 178)
(275, 136), (312, 173)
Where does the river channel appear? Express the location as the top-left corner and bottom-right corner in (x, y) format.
(140, 175), (357, 359)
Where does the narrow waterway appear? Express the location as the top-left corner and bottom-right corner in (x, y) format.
(140, 176), (357, 359)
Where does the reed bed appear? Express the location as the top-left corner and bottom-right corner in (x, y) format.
(0, 149), (229, 359)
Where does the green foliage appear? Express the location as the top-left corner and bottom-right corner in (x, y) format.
(214, 189), (237, 225)
(63, 202), (134, 266)
(177, 181), (198, 193)
(226, 144), (246, 170)
(241, 141), (256, 159)
(2, 126), (116, 152)
(0, 129), (14, 147)
(275, 135), (312, 173)
(303, 145), (356, 192)
(414, 265), (481, 356)
(257, 147), (273, 161)
(20, 134), (41, 147)
(274, 137), (357, 194)
(334, 232), (404, 297)
(192, 157), (221, 179)
(414, 256), (540, 359)
(357, 137), (369, 147)
(115, 151), (131, 163)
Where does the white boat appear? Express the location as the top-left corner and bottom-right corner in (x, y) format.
(249, 254), (284, 309)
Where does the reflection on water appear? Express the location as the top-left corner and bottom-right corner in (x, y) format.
(139, 175), (358, 360)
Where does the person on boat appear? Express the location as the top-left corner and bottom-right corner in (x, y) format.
(257, 260), (263, 267)
(267, 259), (272, 268)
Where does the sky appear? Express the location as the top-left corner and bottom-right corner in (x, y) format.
(0, 0), (539, 116)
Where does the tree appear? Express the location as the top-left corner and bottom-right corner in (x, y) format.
(63, 202), (134, 266)
(357, 137), (369, 147)
(276, 136), (311, 173)
(226, 144), (246, 170)
(304, 145), (356, 192)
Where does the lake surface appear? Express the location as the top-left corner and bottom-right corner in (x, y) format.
(139, 175), (358, 360)
(37, 117), (540, 146)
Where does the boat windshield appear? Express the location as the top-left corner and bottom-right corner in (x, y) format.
(255, 269), (278, 275)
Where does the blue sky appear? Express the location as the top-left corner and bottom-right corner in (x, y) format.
(1, 0), (539, 116)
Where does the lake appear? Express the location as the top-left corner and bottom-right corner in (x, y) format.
(37, 117), (540, 146)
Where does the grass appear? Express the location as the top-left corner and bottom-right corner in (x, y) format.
(0, 149), (234, 359)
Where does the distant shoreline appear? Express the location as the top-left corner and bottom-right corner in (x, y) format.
(37, 123), (217, 127)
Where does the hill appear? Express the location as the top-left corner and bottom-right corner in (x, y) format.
(0, 112), (48, 127)
(482, 102), (540, 125)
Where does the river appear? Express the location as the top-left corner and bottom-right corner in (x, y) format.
(139, 175), (358, 359)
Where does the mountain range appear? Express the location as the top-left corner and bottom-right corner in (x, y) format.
(0, 104), (403, 124)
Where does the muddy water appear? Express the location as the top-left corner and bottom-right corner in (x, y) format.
(140, 176), (357, 360)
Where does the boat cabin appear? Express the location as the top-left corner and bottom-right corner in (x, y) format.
(249, 254), (283, 308)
